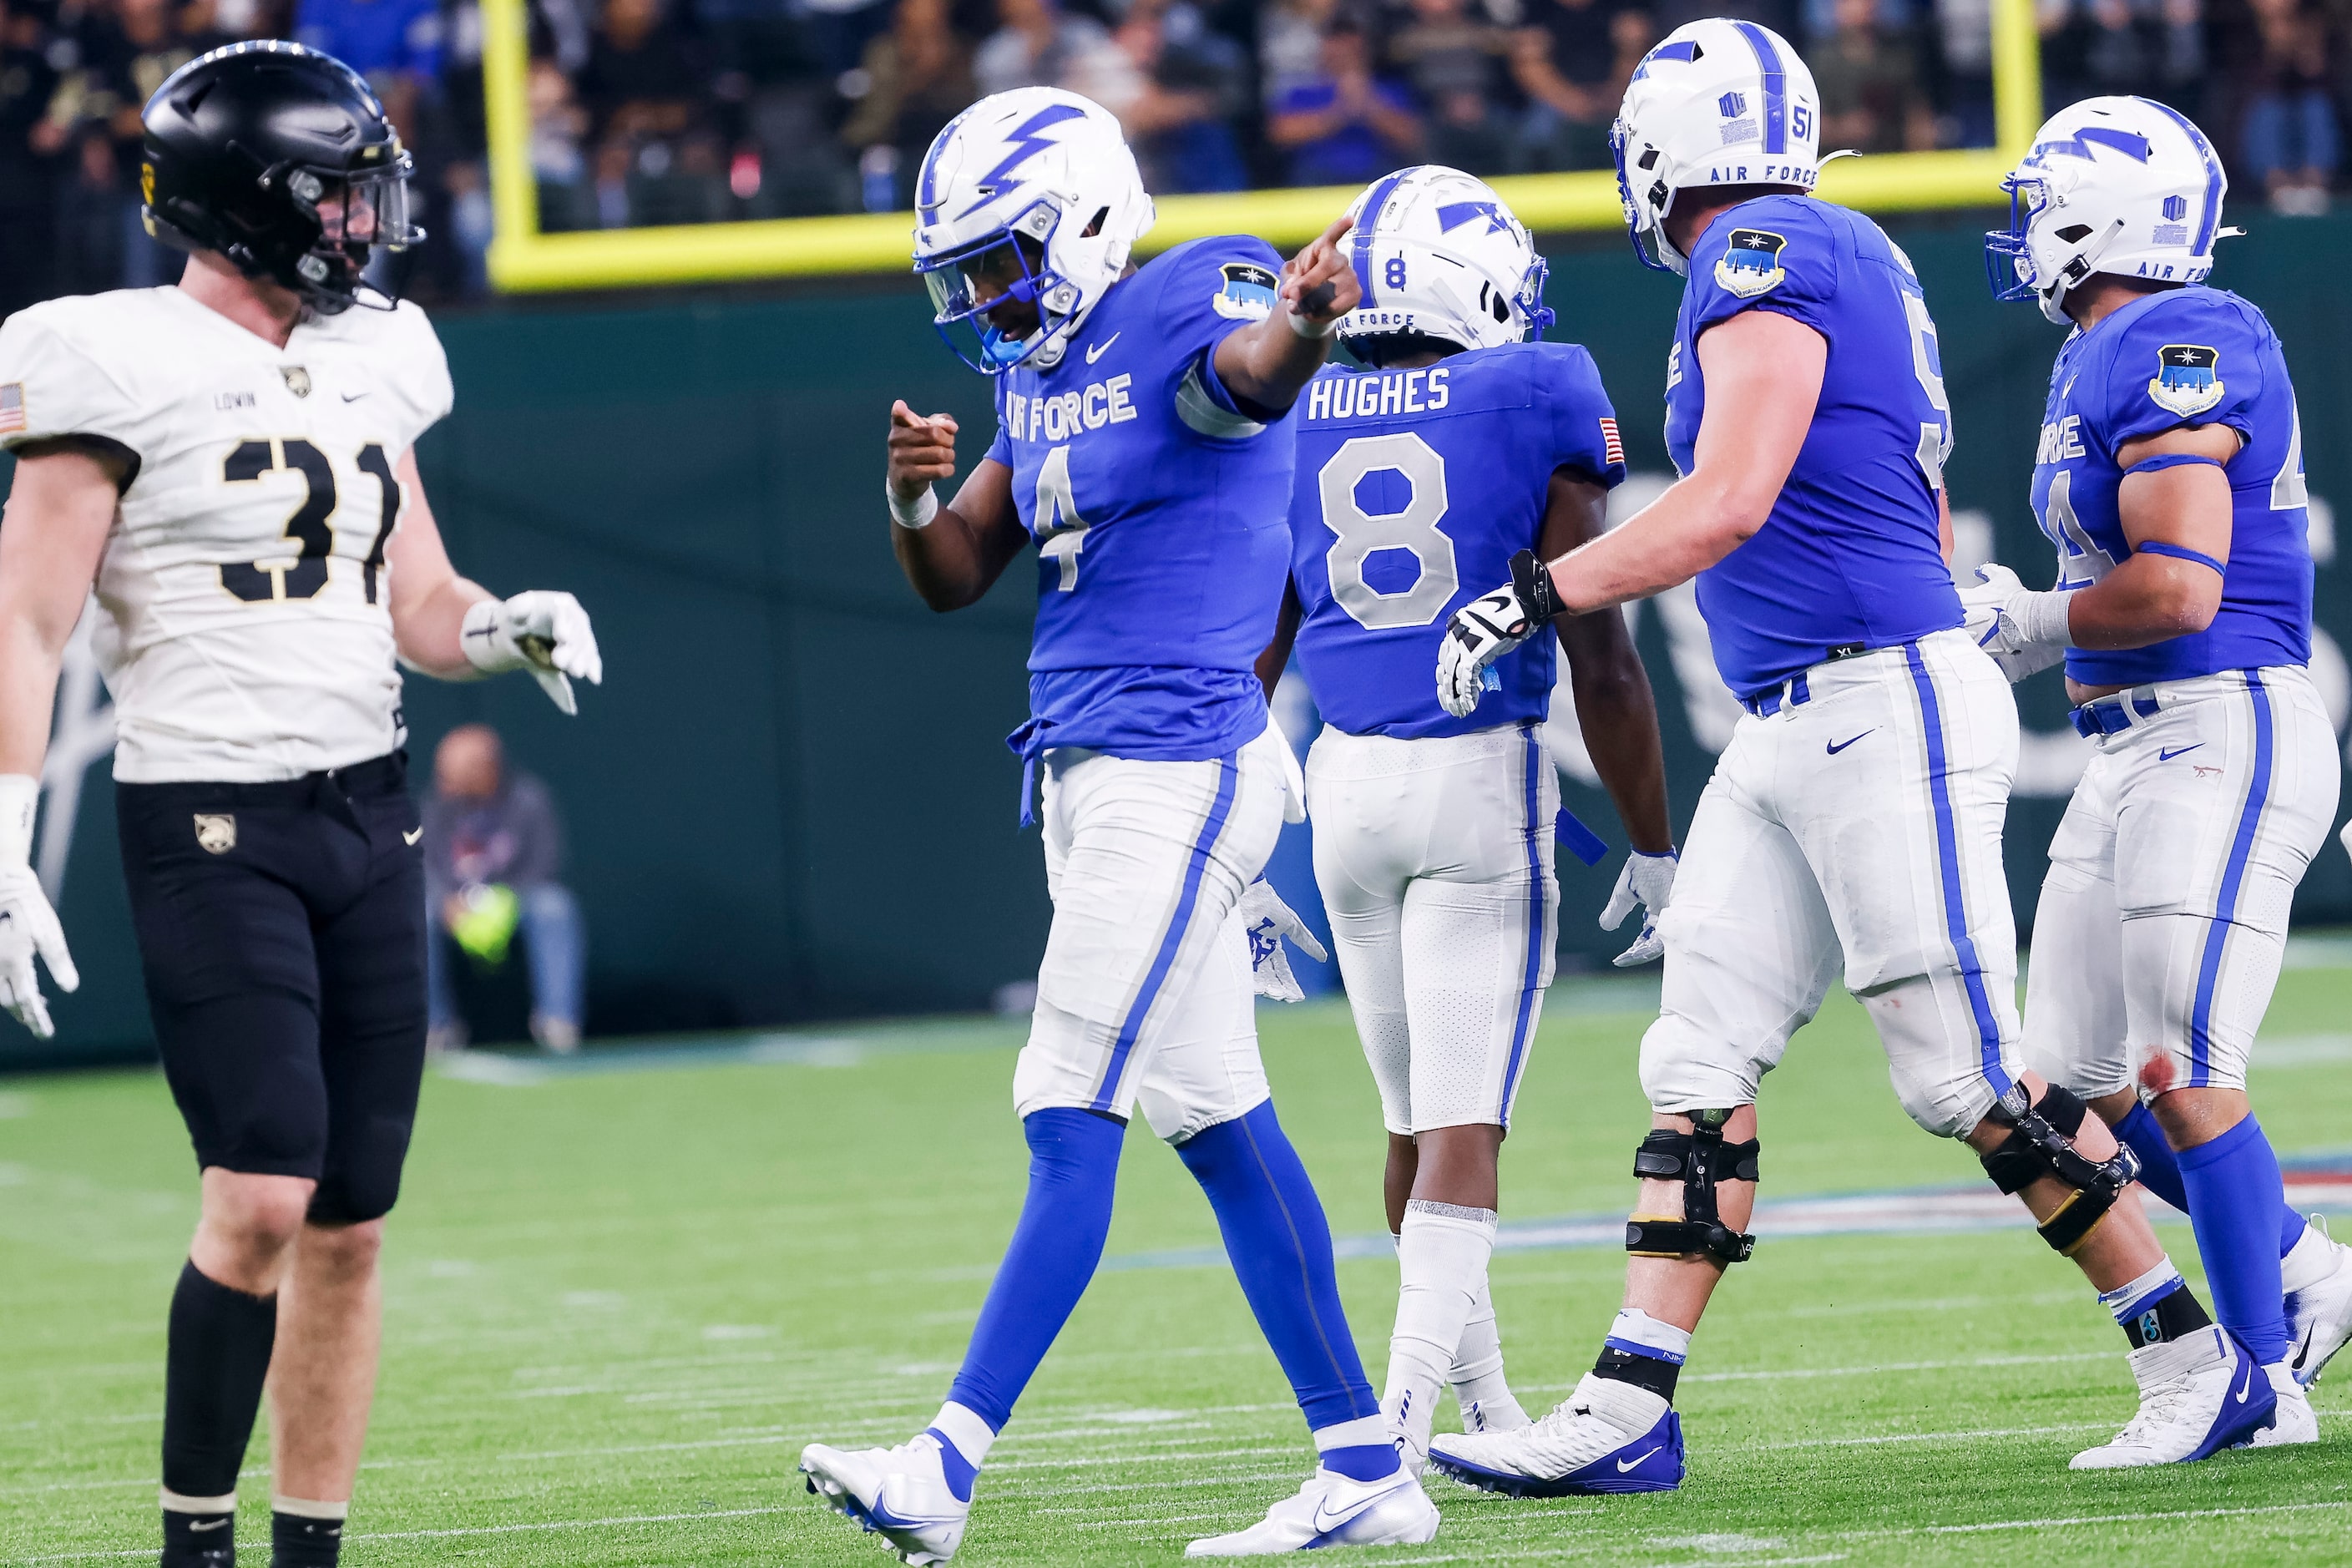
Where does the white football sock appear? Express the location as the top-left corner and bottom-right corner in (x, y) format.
(931, 1401), (996, 1470)
(1385, 1200), (1496, 1453)
(2281, 1216), (2333, 1294)
(1448, 1278), (1527, 1431)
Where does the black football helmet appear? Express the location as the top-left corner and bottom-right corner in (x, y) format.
(140, 41), (424, 313)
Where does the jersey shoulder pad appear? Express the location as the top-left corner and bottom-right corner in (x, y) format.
(1689, 195), (1839, 330)
(2098, 286), (2265, 444)
(0, 291), (156, 453)
(1148, 234), (1287, 343)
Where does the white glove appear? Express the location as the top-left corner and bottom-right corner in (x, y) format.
(0, 776), (76, 1039)
(462, 591), (604, 715)
(1600, 848), (1677, 968)
(1436, 550), (1562, 719)
(1957, 563), (2071, 684)
(1234, 878), (1328, 1004)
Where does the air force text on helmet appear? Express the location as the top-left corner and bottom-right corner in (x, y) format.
(1305, 369), (1452, 423)
(1004, 377), (1137, 443)
(1702, 163), (1816, 188)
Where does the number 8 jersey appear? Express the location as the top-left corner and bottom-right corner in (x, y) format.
(0, 287), (452, 782)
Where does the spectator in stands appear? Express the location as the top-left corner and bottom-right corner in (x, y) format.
(1268, 18), (1421, 185)
(293, 0), (442, 141)
(0, 0), (62, 315)
(2237, 0), (2339, 215)
(1109, 0), (1249, 192)
(1934, 0), (1995, 148)
(578, 0), (705, 147)
(424, 725), (586, 1055)
(1260, 0), (1337, 113)
(1511, 0), (1633, 171)
(1811, 0), (1933, 154)
(840, 0), (974, 208)
(973, 0), (1124, 101)
(529, 54), (591, 227)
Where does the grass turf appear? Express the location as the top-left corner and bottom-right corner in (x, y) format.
(5, 969), (2352, 1565)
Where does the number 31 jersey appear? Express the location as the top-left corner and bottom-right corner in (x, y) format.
(0, 287), (452, 782)
(1287, 341), (1626, 739)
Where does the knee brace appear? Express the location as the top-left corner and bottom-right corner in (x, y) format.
(1626, 1110), (1758, 1267)
(1977, 1083), (2141, 1257)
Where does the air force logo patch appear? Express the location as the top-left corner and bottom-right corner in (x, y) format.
(193, 814), (236, 854)
(1713, 228), (1787, 299)
(2148, 344), (2224, 417)
(1213, 262), (1278, 321)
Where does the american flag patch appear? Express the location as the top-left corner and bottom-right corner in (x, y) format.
(0, 383), (23, 437)
(1599, 416), (1624, 466)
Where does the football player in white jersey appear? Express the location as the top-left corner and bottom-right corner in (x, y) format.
(0, 43), (599, 1567)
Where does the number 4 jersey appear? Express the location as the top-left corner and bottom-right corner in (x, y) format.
(0, 287), (451, 782)
(2030, 286), (2311, 688)
(1287, 341), (1626, 738)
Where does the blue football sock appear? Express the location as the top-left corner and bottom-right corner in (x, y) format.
(2119, 1100), (2305, 1261)
(1176, 1100), (1383, 1434)
(2177, 1115), (2289, 1365)
(943, 1108), (1127, 1432)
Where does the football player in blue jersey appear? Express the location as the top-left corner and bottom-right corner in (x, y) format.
(797, 89), (1442, 1560)
(1250, 165), (1676, 1477)
(1423, 21), (2231, 1494)
(1970, 96), (2352, 1464)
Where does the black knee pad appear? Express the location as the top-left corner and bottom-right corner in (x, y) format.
(1626, 1113), (1758, 1266)
(1978, 1083), (2139, 1257)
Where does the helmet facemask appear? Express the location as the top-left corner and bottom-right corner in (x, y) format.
(272, 153), (423, 312)
(915, 200), (1082, 374)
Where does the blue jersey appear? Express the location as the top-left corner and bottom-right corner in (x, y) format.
(2031, 286), (2312, 686)
(984, 236), (1297, 761)
(1667, 195), (1963, 699)
(1286, 343), (1626, 738)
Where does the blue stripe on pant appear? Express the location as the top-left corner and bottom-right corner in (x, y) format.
(2189, 672), (2274, 1087)
(1902, 645), (2015, 1101)
(1088, 754), (1239, 1115)
(1497, 726), (1546, 1126)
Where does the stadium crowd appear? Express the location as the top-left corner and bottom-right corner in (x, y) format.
(0, 0), (2343, 310)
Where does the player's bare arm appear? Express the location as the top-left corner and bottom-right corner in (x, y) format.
(1211, 215), (1360, 415)
(2065, 423), (2237, 650)
(1540, 471), (1672, 856)
(883, 400), (1028, 611)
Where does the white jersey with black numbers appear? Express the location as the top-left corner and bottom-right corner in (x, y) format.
(0, 287), (453, 782)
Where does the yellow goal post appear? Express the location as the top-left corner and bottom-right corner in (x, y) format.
(483, 0), (2041, 293)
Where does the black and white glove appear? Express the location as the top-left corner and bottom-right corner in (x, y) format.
(462, 591), (604, 715)
(0, 776), (75, 1039)
(1599, 848), (1677, 967)
(1435, 549), (1564, 718)
(1957, 563), (2070, 683)
(1235, 879), (1328, 1004)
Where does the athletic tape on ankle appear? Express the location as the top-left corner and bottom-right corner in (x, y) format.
(161, 1488), (237, 1513)
(272, 1497), (350, 1521)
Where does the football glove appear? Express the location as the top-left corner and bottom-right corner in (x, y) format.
(1436, 549), (1564, 718)
(1957, 563), (2071, 684)
(462, 591), (604, 715)
(1599, 848), (1677, 968)
(0, 776), (75, 1039)
(1234, 878), (1328, 1004)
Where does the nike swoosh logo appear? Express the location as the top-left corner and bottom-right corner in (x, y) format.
(1311, 1495), (1373, 1533)
(403, 827), (423, 845)
(2158, 745), (2203, 761)
(2236, 1363), (2254, 1403)
(1826, 731), (1873, 755)
(340, 391), (368, 402)
(1085, 333), (1120, 364)
(189, 1518), (230, 1532)
(1616, 1447), (1662, 1472)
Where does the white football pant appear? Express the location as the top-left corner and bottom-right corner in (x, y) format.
(1642, 630), (2023, 1138)
(2023, 665), (2340, 1100)
(1308, 722), (1559, 1133)
(1013, 720), (1292, 1142)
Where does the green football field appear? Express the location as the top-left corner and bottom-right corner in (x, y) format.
(8, 964), (2352, 1567)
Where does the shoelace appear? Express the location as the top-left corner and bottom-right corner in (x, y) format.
(2107, 1370), (2199, 1447)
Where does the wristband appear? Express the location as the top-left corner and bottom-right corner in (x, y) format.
(889, 483), (939, 529)
(1509, 549), (1565, 624)
(0, 775), (37, 869)
(2014, 586), (2077, 650)
(1284, 307), (1340, 340)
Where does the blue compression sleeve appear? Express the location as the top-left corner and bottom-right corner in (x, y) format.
(2118, 1100), (2303, 1259)
(1176, 1100), (1381, 1432)
(945, 1108), (1127, 1430)
(2177, 1115), (2290, 1365)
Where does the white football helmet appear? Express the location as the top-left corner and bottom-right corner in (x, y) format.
(1337, 165), (1555, 362)
(1986, 96), (2230, 326)
(1611, 18), (1823, 276)
(911, 87), (1155, 374)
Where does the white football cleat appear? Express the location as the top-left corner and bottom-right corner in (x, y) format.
(1427, 1373), (1682, 1496)
(2250, 1362), (2319, 1448)
(1183, 1466), (1438, 1556)
(2071, 1327), (2277, 1469)
(800, 1430), (971, 1565)
(2283, 1213), (2352, 1388)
